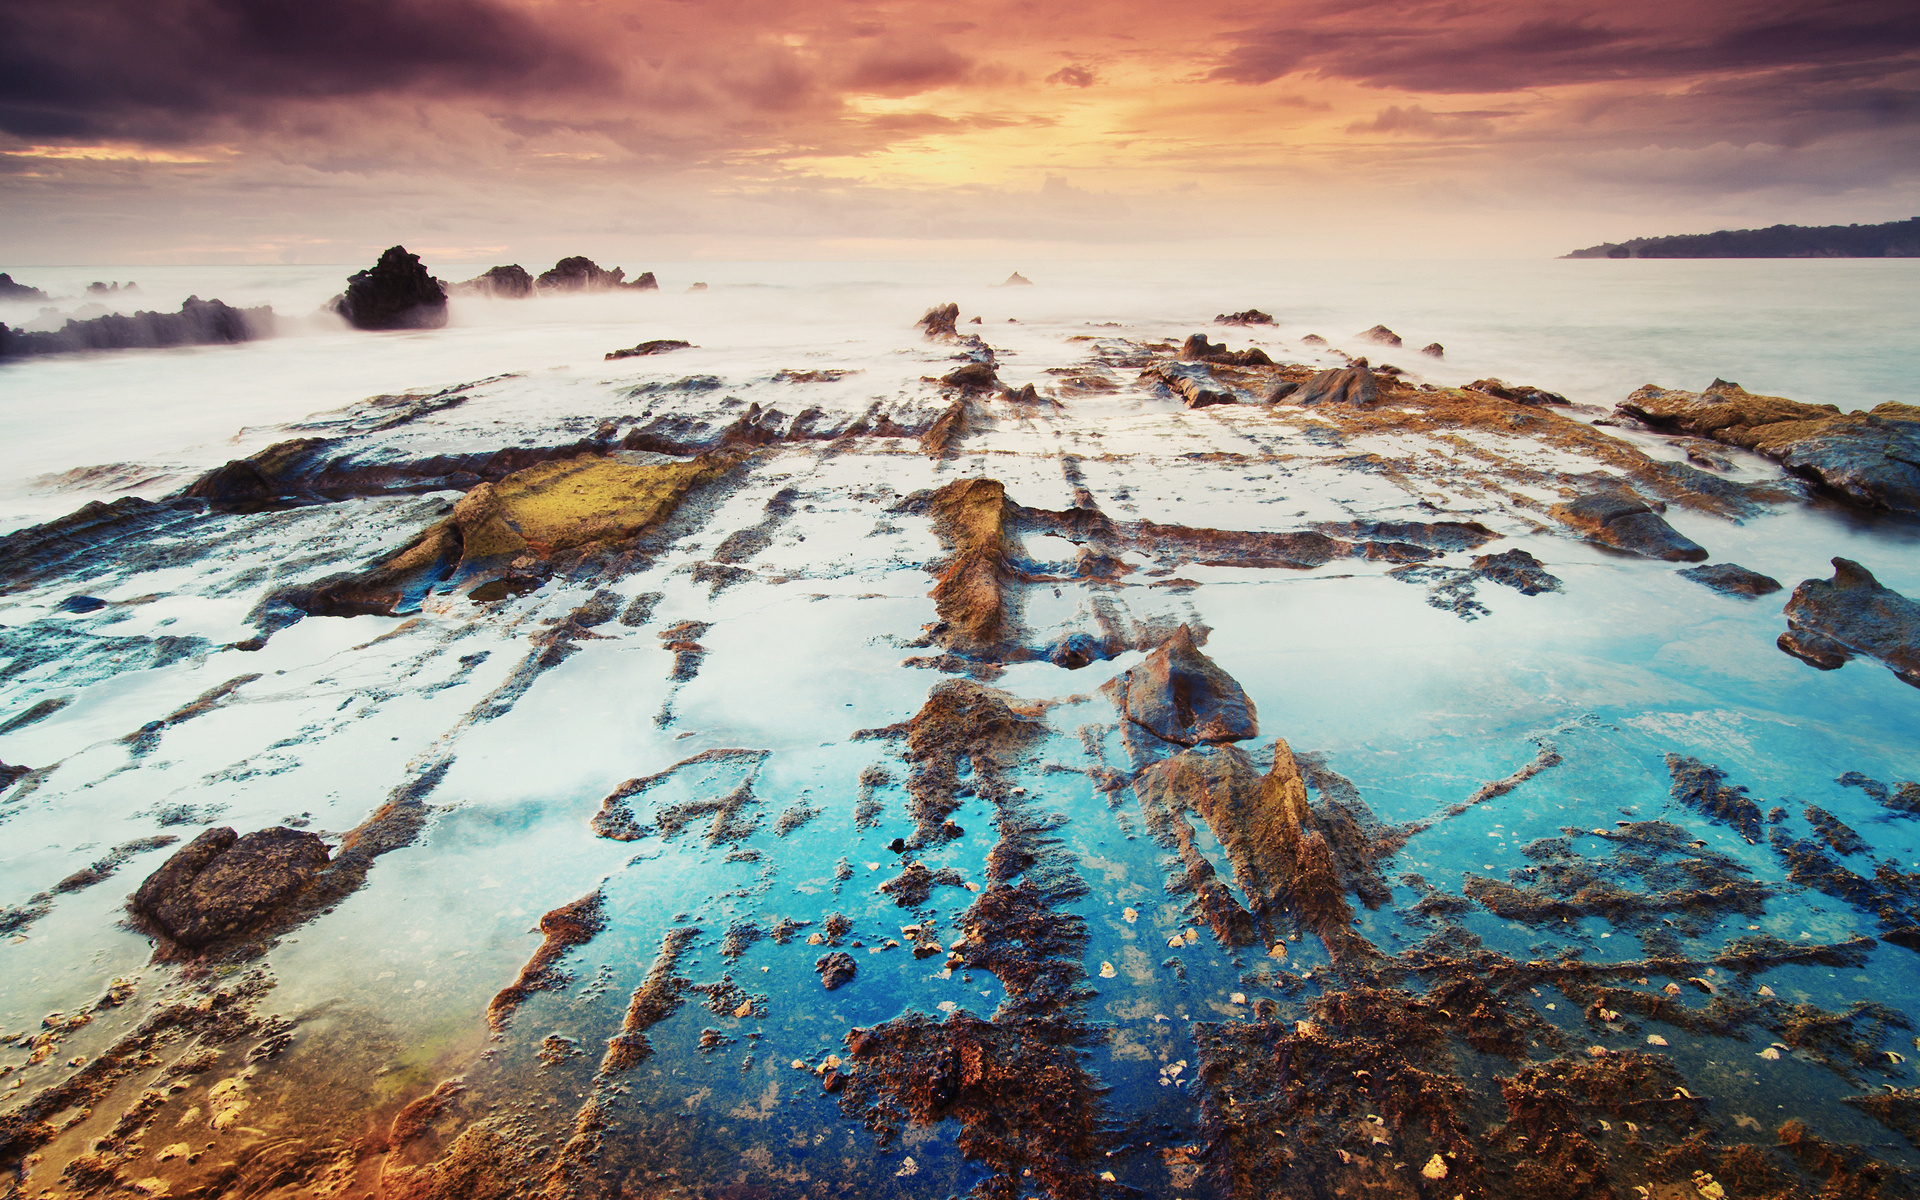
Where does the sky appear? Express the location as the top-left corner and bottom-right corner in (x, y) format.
(1, 0), (1917, 263)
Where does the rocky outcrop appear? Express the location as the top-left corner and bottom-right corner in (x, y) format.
(182, 435), (614, 512)
(1215, 309), (1273, 325)
(0, 297), (270, 357)
(128, 827), (330, 953)
(605, 339), (691, 361)
(1617, 380), (1920, 513)
(1679, 562), (1782, 597)
(1179, 333), (1273, 367)
(999, 271), (1033, 286)
(940, 361), (1001, 392)
(1420, 342), (1444, 358)
(1142, 361), (1236, 408)
(1777, 558), (1920, 687)
(1550, 490), (1707, 561)
(333, 246), (448, 330)
(536, 257), (656, 292)
(1470, 548), (1561, 594)
(1468, 378), (1568, 406)
(1356, 324), (1402, 346)
(815, 952), (857, 989)
(0, 273), (49, 300)
(262, 453), (730, 620)
(1101, 625), (1256, 747)
(454, 265), (534, 298)
(1275, 363), (1377, 406)
(918, 303), (961, 338)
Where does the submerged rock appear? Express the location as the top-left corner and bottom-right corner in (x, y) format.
(1, 296), (269, 357)
(1281, 364), (1378, 406)
(1778, 558), (1920, 687)
(1550, 490), (1707, 561)
(1215, 309), (1273, 325)
(453, 264), (534, 298)
(1421, 342), (1444, 358)
(129, 826), (330, 952)
(1356, 324), (1402, 346)
(1679, 562), (1782, 597)
(536, 257), (656, 292)
(605, 339), (692, 361)
(1618, 380), (1920, 513)
(1102, 625), (1256, 747)
(333, 246), (448, 331)
(815, 952), (857, 989)
(1470, 548), (1560, 595)
(1467, 377), (1568, 406)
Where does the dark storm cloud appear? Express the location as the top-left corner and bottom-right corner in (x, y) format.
(1211, 0), (1920, 93)
(0, 0), (613, 140)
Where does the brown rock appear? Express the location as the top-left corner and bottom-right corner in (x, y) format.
(1142, 361), (1236, 408)
(1678, 562), (1782, 597)
(815, 951), (858, 990)
(1101, 625), (1256, 747)
(1778, 558), (1920, 687)
(129, 826), (330, 951)
(918, 303), (961, 339)
(1286, 364), (1378, 406)
(1549, 490), (1707, 561)
(605, 339), (691, 360)
(1356, 324), (1402, 346)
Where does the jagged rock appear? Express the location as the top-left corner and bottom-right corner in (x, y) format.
(1005, 382), (1044, 404)
(129, 827), (330, 951)
(1356, 324), (1402, 346)
(1468, 378), (1568, 406)
(1142, 361), (1235, 408)
(1, 297), (270, 357)
(918, 303), (961, 338)
(1101, 626), (1256, 746)
(1179, 333), (1272, 367)
(1000, 271), (1033, 286)
(1420, 342), (1444, 358)
(1215, 309), (1273, 326)
(1550, 490), (1707, 561)
(333, 246), (448, 331)
(1469, 548), (1560, 595)
(535, 257), (655, 292)
(1777, 558), (1920, 687)
(1679, 563), (1781, 597)
(1618, 379), (1920, 513)
(941, 361), (1001, 392)
(454, 265), (533, 298)
(815, 951), (858, 990)
(0, 273), (49, 300)
(0, 760), (29, 789)
(1283, 364), (1377, 406)
(606, 339), (692, 361)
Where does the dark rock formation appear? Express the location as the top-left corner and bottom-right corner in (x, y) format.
(918, 303), (961, 338)
(605, 339), (692, 361)
(1356, 324), (1402, 346)
(0, 759), (29, 789)
(1281, 364), (1378, 406)
(1568, 216), (1920, 259)
(0, 297), (270, 357)
(1550, 490), (1707, 560)
(941, 361), (1001, 392)
(0, 273), (49, 300)
(1470, 548), (1560, 595)
(454, 265), (533, 298)
(1420, 342), (1444, 357)
(333, 246), (448, 331)
(128, 827), (330, 952)
(1102, 625), (1256, 747)
(1179, 333), (1273, 367)
(1679, 562), (1782, 597)
(1617, 380), (1920, 513)
(1215, 309), (1273, 325)
(1000, 271), (1033, 286)
(1468, 378), (1568, 406)
(1143, 361), (1236, 408)
(815, 951), (857, 989)
(535, 257), (656, 292)
(1777, 558), (1920, 687)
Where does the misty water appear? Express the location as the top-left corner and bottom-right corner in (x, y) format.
(1, 258), (1918, 1198)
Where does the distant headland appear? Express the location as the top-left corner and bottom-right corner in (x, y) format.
(1566, 216), (1920, 258)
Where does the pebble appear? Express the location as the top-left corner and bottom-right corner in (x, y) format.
(1121, 907), (1138, 924)
(1647, 1035), (1669, 1047)
(1099, 962), (1117, 979)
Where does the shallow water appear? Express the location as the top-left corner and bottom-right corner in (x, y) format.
(1, 259), (1918, 1199)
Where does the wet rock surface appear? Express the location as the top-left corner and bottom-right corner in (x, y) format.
(1620, 379), (1920, 513)
(1102, 625), (1257, 747)
(604, 338), (690, 360)
(1778, 558), (1920, 686)
(1680, 561), (1782, 596)
(453, 265), (534, 298)
(128, 826), (330, 953)
(1551, 490), (1708, 560)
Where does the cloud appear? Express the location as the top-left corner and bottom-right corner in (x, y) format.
(1346, 105), (1512, 137)
(1046, 65), (1097, 87)
(843, 38), (974, 95)
(0, 0), (614, 141)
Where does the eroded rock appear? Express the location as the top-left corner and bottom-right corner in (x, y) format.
(1468, 377), (1568, 406)
(815, 952), (857, 990)
(454, 265), (533, 298)
(1778, 558), (1920, 687)
(1179, 333), (1273, 367)
(1142, 361), (1236, 408)
(1102, 625), (1256, 747)
(1356, 324), (1402, 346)
(1618, 380), (1920, 513)
(1, 297), (270, 357)
(1215, 309), (1273, 325)
(605, 339), (692, 360)
(1550, 490), (1707, 561)
(129, 827), (330, 952)
(1679, 562), (1782, 597)
(1281, 363), (1378, 406)
(536, 257), (655, 292)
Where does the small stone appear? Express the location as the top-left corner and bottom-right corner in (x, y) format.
(1422, 1153), (1448, 1180)
(1758, 1047), (1781, 1060)
(1647, 1035), (1669, 1046)
(1121, 907), (1138, 924)
(1099, 961), (1117, 979)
